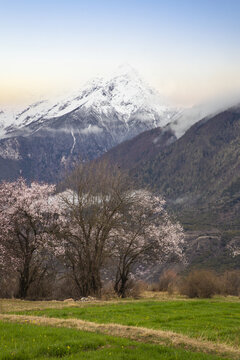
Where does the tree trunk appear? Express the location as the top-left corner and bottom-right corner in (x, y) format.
(114, 270), (129, 298)
(73, 262), (102, 298)
(17, 261), (31, 298)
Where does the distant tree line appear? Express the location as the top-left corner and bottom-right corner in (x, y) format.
(150, 268), (240, 298)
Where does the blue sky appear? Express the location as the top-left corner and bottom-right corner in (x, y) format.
(1, 0), (240, 105)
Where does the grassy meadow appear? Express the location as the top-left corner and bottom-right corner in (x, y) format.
(17, 299), (240, 346)
(0, 321), (232, 360)
(0, 294), (239, 360)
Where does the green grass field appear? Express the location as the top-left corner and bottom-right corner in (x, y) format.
(0, 321), (232, 360)
(1, 296), (239, 359)
(19, 299), (240, 347)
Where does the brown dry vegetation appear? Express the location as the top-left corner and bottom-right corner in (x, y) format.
(1, 291), (239, 313)
(0, 298), (123, 313)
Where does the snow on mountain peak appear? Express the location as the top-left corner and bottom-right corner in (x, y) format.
(113, 63), (141, 81)
(0, 65), (177, 138)
(76, 64), (173, 124)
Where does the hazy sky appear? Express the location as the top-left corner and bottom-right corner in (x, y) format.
(1, 0), (240, 106)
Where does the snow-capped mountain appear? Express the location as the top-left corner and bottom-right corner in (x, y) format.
(0, 65), (180, 183)
(0, 65), (177, 140)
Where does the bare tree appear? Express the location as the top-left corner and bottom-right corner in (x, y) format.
(57, 160), (134, 297)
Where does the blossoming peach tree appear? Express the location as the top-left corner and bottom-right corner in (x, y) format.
(109, 190), (185, 297)
(0, 179), (60, 298)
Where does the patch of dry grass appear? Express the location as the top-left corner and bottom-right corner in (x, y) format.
(0, 294), (187, 314)
(1, 293), (238, 313)
(142, 291), (240, 302)
(0, 298), (123, 313)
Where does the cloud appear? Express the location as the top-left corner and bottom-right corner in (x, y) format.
(170, 90), (240, 138)
(79, 125), (102, 135)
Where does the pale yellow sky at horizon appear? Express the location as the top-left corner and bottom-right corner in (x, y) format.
(1, 62), (240, 108)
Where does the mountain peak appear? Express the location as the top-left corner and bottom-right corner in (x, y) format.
(113, 63), (140, 79)
(0, 65), (178, 138)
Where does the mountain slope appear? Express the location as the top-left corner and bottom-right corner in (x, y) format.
(101, 105), (240, 269)
(101, 126), (176, 169)
(134, 107), (240, 208)
(102, 105), (240, 225)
